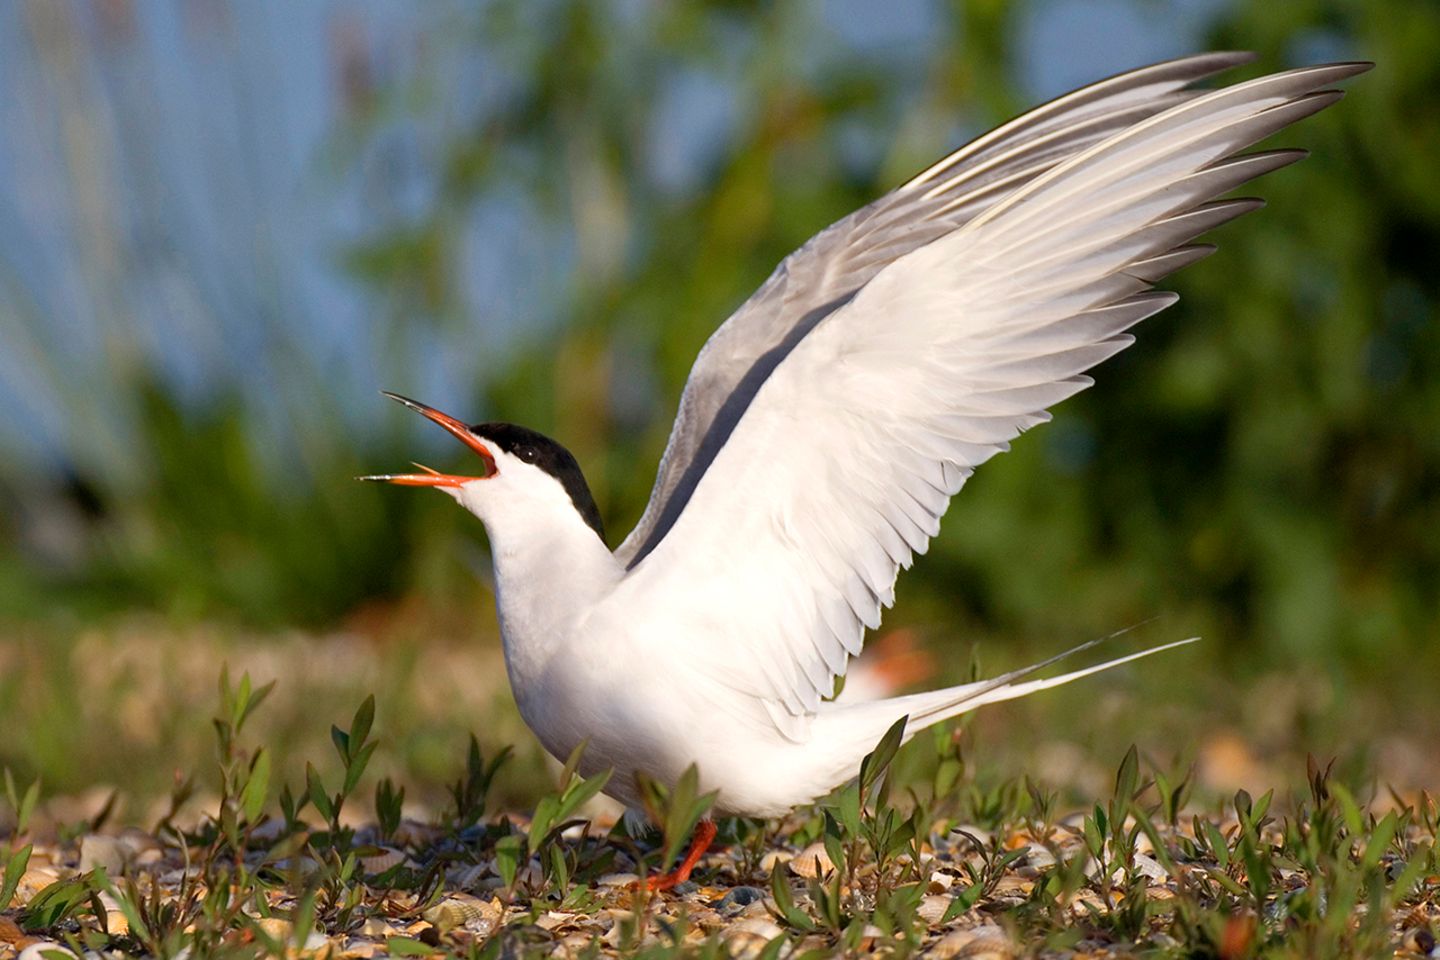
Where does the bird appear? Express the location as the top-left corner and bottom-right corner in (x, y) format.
(362, 52), (1370, 889)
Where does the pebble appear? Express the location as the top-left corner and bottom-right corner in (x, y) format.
(358, 918), (401, 938)
(715, 886), (766, 915)
(597, 872), (640, 887)
(255, 917), (294, 942)
(79, 834), (127, 874)
(788, 842), (834, 878)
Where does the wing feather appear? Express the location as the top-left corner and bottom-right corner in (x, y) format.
(615, 52), (1262, 567)
(621, 60), (1369, 738)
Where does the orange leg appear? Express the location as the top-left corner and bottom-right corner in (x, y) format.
(643, 818), (718, 891)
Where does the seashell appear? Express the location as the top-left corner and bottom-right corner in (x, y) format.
(422, 895), (501, 933)
(390, 820), (440, 846)
(1131, 852), (1168, 881)
(927, 924), (1016, 960)
(358, 847), (408, 874)
(532, 910), (576, 932)
(16, 866), (63, 903)
(1023, 846), (1057, 869)
(788, 842), (834, 879)
(722, 918), (784, 960)
(918, 894), (951, 925)
(756, 850), (792, 873)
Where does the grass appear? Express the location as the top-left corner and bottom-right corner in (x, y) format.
(1, 622), (1438, 957)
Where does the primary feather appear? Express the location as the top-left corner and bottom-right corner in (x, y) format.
(617, 51), (1265, 569)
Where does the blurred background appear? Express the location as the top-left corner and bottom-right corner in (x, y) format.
(0, 0), (1435, 819)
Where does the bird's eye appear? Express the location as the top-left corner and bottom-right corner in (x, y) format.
(521, 448), (537, 463)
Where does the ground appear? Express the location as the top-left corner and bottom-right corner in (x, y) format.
(1, 618), (1438, 958)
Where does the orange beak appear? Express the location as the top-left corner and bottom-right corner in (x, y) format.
(357, 392), (497, 488)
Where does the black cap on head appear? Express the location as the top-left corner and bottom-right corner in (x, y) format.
(473, 422), (605, 541)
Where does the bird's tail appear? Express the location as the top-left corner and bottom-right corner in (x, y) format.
(812, 631), (1197, 788)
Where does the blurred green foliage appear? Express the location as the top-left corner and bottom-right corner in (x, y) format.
(0, 0), (1436, 687)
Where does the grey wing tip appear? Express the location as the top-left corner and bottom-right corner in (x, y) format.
(1191, 50), (1259, 69)
(1327, 60), (1376, 78)
(1296, 61), (1375, 85)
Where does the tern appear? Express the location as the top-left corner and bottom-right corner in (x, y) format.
(363, 53), (1369, 888)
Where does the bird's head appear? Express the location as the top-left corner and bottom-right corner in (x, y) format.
(360, 392), (605, 543)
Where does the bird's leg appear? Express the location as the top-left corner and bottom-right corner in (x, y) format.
(642, 818), (718, 891)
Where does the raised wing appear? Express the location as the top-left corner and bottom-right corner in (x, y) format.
(623, 61), (1369, 740)
(615, 51), (1259, 567)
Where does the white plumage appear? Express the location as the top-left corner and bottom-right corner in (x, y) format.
(365, 55), (1367, 833)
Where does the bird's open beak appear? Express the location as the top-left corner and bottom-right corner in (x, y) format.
(357, 392), (497, 488)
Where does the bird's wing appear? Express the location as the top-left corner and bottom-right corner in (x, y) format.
(622, 61), (1369, 740)
(614, 51), (1259, 567)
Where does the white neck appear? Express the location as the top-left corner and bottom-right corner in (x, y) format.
(451, 465), (621, 717)
(487, 509), (618, 647)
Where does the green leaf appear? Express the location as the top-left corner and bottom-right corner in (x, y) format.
(1202, 820), (1231, 870)
(1385, 840), (1431, 908)
(386, 937), (437, 956)
(343, 740), (379, 795)
(293, 891), (318, 950)
(1330, 782), (1364, 837)
(1112, 745), (1138, 815)
(242, 749), (271, 824)
(306, 763), (334, 823)
(0, 843), (31, 911)
(859, 716), (908, 796)
(769, 865), (814, 931)
(21, 877), (92, 929)
(239, 679), (276, 732)
(330, 726), (350, 766)
(656, 765), (714, 871)
(821, 820), (845, 877)
(1361, 812), (1399, 872)
(557, 739), (589, 792)
(101, 880), (151, 944)
(942, 882), (982, 922)
(350, 695), (376, 755)
(834, 785), (861, 838)
(494, 834), (522, 890)
(557, 769), (613, 825)
(528, 795), (560, 852)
